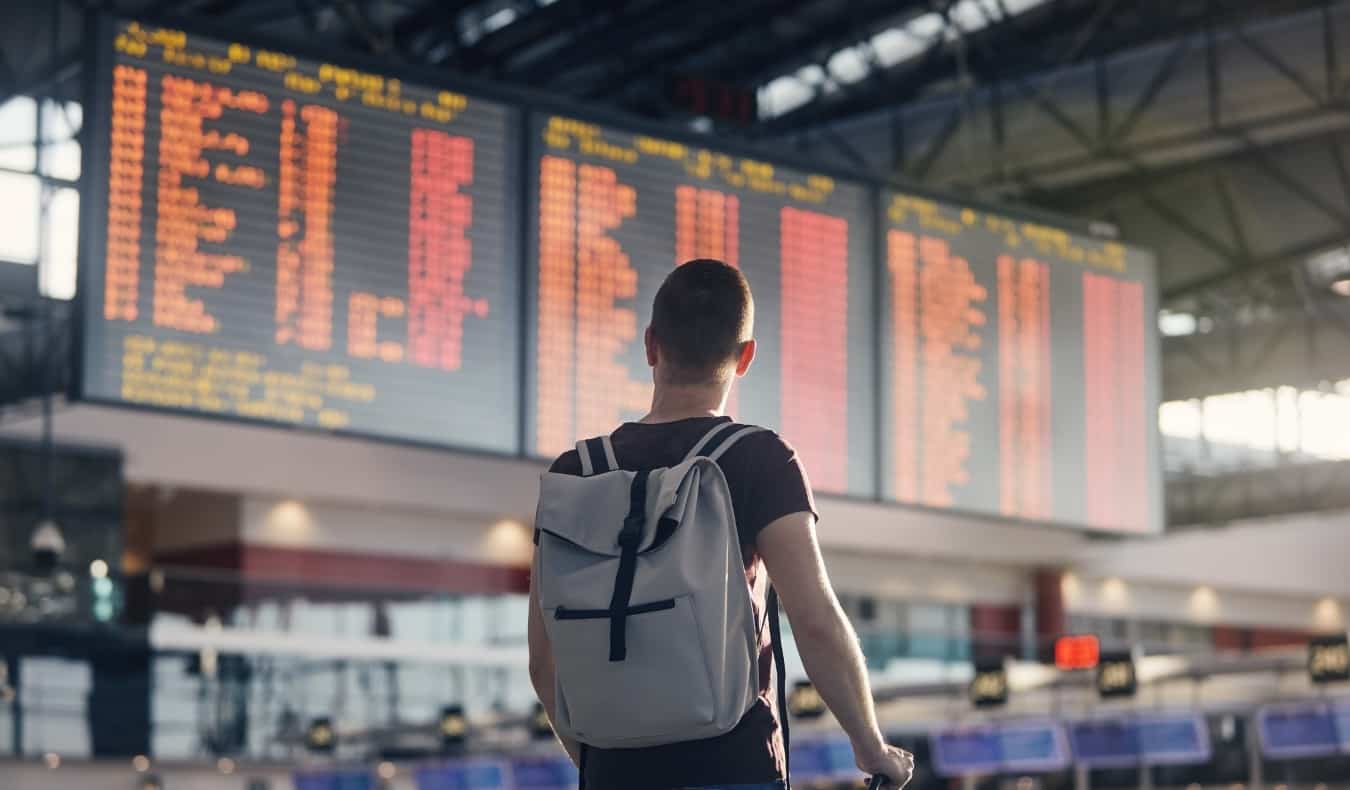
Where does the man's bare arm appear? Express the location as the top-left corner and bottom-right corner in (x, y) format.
(757, 512), (914, 787)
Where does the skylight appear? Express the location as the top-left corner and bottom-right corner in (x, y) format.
(757, 0), (1052, 119)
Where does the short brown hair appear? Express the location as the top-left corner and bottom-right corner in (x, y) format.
(650, 259), (753, 381)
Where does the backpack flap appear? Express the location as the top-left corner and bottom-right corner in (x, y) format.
(533, 468), (689, 605)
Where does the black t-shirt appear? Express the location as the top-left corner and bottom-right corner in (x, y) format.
(548, 416), (817, 790)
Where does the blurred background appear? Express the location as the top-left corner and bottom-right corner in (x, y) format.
(1, 0), (1349, 788)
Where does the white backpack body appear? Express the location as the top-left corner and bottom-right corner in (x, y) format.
(533, 422), (767, 749)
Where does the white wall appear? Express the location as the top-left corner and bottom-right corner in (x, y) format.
(240, 496), (534, 567)
(1070, 511), (1350, 600)
(1063, 572), (1347, 632)
(824, 550), (1027, 605)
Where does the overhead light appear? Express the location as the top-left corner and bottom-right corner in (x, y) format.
(1158, 310), (1198, 337)
(787, 680), (827, 718)
(306, 717), (336, 754)
(89, 559), (109, 579)
(1306, 247), (1350, 295)
(530, 703), (554, 739)
(969, 657), (1009, 708)
(439, 705), (469, 751)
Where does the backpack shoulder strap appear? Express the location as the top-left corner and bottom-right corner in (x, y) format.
(575, 435), (618, 477)
(768, 586), (791, 790)
(683, 422), (765, 464)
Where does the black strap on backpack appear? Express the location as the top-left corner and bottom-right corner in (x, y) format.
(768, 586), (791, 790)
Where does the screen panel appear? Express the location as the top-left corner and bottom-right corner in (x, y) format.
(880, 189), (1162, 532)
(525, 115), (875, 495)
(79, 19), (521, 453)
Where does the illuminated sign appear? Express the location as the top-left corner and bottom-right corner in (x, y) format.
(1069, 714), (1211, 767)
(1096, 651), (1137, 698)
(931, 721), (1070, 777)
(1054, 634), (1101, 670)
(530, 702), (554, 739)
(970, 658), (1009, 708)
(788, 680), (827, 719)
(1309, 634), (1350, 684)
(305, 717), (335, 753)
(440, 704), (469, 749)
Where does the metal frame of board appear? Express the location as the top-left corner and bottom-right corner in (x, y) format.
(73, 10), (1165, 534)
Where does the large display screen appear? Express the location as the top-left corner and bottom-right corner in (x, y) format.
(79, 19), (521, 452)
(880, 190), (1162, 532)
(80, 19), (1165, 531)
(524, 115), (876, 495)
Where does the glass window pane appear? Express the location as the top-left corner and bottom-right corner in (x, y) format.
(40, 100), (81, 181)
(41, 186), (78, 299)
(0, 171), (40, 262)
(0, 96), (37, 171)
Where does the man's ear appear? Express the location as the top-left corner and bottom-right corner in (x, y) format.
(734, 339), (756, 377)
(645, 326), (658, 368)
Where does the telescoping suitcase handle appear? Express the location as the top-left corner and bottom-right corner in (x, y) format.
(867, 775), (891, 790)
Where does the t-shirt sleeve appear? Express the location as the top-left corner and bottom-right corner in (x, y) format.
(549, 450), (584, 476)
(730, 431), (818, 546)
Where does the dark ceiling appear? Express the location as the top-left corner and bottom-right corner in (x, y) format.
(1, 0), (1331, 133)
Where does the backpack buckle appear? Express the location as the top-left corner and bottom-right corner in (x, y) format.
(617, 516), (643, 549)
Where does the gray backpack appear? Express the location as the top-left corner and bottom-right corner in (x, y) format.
(533, 421), (789, 751)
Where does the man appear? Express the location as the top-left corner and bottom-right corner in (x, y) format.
(529, 259), (914, 789)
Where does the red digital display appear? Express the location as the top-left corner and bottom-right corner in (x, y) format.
(882, 192), (1161, 532)
(82, 20), (522, 452)
(1055, 634), (1102, 670)
(528, 116), (875, 494)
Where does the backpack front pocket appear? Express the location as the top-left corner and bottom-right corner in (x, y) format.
(545, 594), (716, 743)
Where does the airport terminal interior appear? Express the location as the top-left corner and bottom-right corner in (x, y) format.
(1, 0), (1349, 788)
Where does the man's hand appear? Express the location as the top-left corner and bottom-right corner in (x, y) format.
(855, 742), (915, 789)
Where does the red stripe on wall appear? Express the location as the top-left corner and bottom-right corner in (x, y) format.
(155, 542), (530, 595)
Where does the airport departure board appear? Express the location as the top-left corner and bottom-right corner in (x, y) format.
(880, 190), (1162, 532)
(79, 19), (521, 452)
(525, 115), (876, 495)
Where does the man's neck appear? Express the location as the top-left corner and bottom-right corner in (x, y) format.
(641, 383), (728, 424)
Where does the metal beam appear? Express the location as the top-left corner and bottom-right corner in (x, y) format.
(1237, 133), (1350, 228)
(1214, 173), (1252, 259)
(391, 0), (483, 60)
(909, 102), (965, 181)
(451, 0), (594, 73)
(1164, 230), (1350, 301)
(508, 0), (687, 84)
(578, 0), (819, 101)
(760, 0), (1265, 135)
(1233, 23), (1326, 106)
(0, 44), (82, 105)
(1140, 191), (1242, 266)
(1111, 35), (1193, 144)
(727, 0), (927, 86)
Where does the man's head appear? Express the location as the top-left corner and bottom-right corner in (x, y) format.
(646, 259), (755, 387)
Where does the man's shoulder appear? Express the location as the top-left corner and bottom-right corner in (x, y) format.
(725, 424), (800, 462)
(548, 448), (584, 476)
